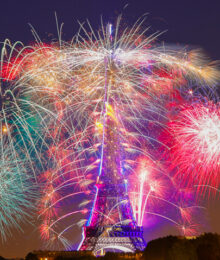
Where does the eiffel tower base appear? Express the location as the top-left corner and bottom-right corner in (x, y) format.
(79, 225), (146, 255)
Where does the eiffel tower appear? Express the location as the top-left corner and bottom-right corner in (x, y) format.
(79, 102), (146, 255)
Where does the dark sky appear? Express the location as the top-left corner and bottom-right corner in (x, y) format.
(0, 0), (219, 59)
(0, 0), (219, 258)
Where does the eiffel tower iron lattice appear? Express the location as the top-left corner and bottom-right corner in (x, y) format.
(79, 99), (146, 254)
(77, 28), (147, 253)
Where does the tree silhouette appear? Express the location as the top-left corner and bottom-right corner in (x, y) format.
(143, 233), (220, 260)
(25, 253), (38, 260)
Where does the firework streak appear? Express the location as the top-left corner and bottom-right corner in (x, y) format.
(0, 16), (219, 247)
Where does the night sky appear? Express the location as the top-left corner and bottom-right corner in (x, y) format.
(0, 0), (219, 258)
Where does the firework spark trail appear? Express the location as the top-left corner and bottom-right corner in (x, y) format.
(0, 40), (63, 181)
(0, 145), (36, 241)
(127, 156), (204, 236)
(37, 116), (92, 248)
(33, 17), (219, 247)
(1, 16), (219, 247)
(0, 40), (77, 242)
(167, 101), (220, 193)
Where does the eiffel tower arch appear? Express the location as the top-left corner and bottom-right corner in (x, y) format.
(79, 225), (146, 255)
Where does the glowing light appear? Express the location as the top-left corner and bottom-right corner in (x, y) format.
(2, 125), (7, 133)
(168, 101), (220, 191)
(0, 16), (218, 248)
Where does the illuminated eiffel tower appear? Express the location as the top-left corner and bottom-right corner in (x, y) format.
(79, 102), (146, 255)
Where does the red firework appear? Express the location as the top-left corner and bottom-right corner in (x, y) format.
(167, 101), (220, 194)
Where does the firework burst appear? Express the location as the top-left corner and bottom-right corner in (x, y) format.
(0, 146), (35, 241)
(32, 17), (219, 247)
(0, 16), (219, 249)
(0, 40), (61, 180)
(167, 101), (220, 193)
